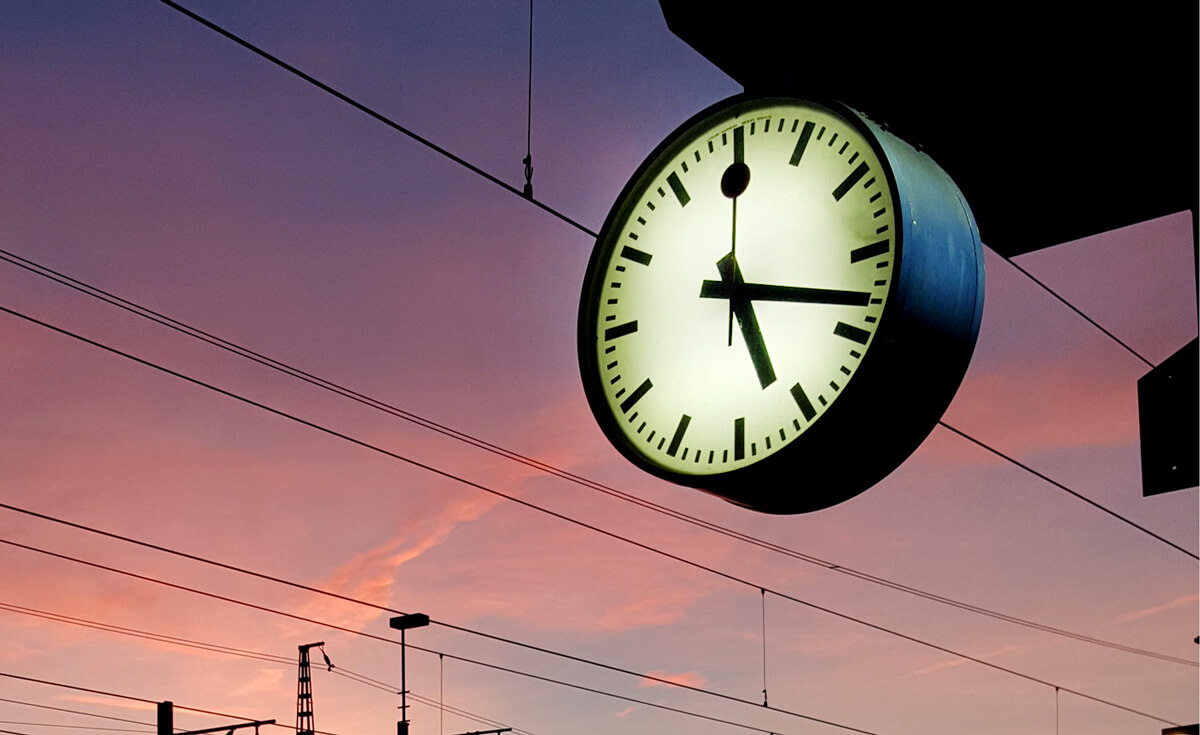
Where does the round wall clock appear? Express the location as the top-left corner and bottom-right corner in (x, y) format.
(578, 94), (984, 513)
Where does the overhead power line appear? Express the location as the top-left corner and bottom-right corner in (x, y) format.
(156, 0), (595, 239)
(0, 605), (536, 735)
(0, 674), (345, 735)
(0, 533), (883, 735)
(2, 250), (1194, 655)
(153, 0), (1185, 381)
(0, 502), (1184, 726)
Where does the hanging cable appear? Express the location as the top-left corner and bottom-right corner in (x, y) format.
(521, 0), (534, 199)
(155, 0), (592, 238)
(0, 500), (1187, 725)
(761, 588), (769, 707)
(0, 248), (1192, 662)
(937, 421), (1198, 561)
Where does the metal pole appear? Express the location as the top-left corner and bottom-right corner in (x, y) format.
(399, 628), (407, 735)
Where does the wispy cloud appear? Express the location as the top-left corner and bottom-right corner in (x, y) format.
(1116, 594), (1198, 623)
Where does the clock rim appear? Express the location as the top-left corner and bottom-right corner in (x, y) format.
(578, 92), (909, 511)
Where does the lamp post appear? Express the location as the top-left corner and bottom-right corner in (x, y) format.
(389, 613), (430, 735)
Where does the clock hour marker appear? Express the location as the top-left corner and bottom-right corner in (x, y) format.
(834, 321), (871, 345)
(604, 321), (638, 340)
(833, 162), (870, 201)
(850, 240), (890, 263)
(734, 417), (746, 460)
(666, 414), (691, 457)
(620, 378), (652, 413)
(620, 245), (652, 266)
(788, 121), (815, 166)
(733, 125), (745, 163)
(790, 383), (817, 421)
(666, 172), (691, 207)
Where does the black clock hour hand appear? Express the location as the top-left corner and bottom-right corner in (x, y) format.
(715, 253), (776, 389)
(700, 280), (871, 306)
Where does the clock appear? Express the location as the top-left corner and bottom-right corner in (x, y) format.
(578, 95), (984, 513)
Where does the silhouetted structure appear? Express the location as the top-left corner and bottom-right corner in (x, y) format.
(297, 642), (325, 735)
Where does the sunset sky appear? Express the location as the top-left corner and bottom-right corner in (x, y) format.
(1, 3), (1196, 735)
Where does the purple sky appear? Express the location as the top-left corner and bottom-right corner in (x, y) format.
(1, 3), (1196, 735)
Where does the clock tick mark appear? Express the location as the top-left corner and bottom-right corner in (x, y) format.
(606, 361), (617, 370)
(657, 437), (666, 450)
(707, 140), (714, 154)
(666, 414), (691, 457)
(604, 315), (615, 322)
(779, 428), (786, 441)
(789, 121), (815, 166)
(620, 379), (652, 413)
(636, 216), (646, 225)
(870, 298), (882, 304)
(834, 321), (871, 345)
(656, 186), (665, 198)
(848, 151), (859, 165)
(749, 121), (756, 135)
(708, 450), (715, 463)
(636, 421), (645, 433)
(751, 442), (757, 457)
(646, 201), (655, 211)
(865, 315), (877, 323)
(838, 141), (849, 155)
(764, 436), (771, 450)
(876, 224), (889, 234)
(863, 176), (876, 189)
(606, 298), (618, 305)
(830, 381), (840, 392)
(694, 150), (701, 163)
(777, 118), (785, 133)
(666, 172), (691, 207)
(873, 208), (886, 218)
(876, 261), (889, 269)
(816, 125), (826, 140)
(681, 161), (688, 173)
(614, 387), (625, 398)
(833, 162), (869, 201)
(620, 245), (652, 266)
(793, 419), (801, 431)
(605, 346), (616, 355)
(722, 449), (729, 463)
(827, 132), (838, 147)
(790, 383), (817, 421)
(874, 279), (886, 286)
(615, 266), (625, 272)
(609, 375), (620, 385)
(850, 239), (890, 263)
(681, 448), (688, 461)
(818, 395), (828, 406)
(850, 350), (862, 358)
(647, 430), (656, 442)
(840, 366), (852, 376)
(869, 192), (881, 203)
(604, 320), (638, 341)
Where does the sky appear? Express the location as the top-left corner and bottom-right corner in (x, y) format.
(0, 3), (1196, 735)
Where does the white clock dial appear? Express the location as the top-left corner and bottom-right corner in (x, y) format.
(582, 98), (897, 477)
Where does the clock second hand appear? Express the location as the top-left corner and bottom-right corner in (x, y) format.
(721, 129), (750, 346)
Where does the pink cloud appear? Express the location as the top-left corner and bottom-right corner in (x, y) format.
(1115, 594), (1198, 623)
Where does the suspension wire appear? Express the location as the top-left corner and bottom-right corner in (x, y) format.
(0, 494), (1188, 725)
(937, 421), (1198, 561)
(761, 589), (769, 707)
(996, 252), (1156, 369)
(0, 699), (155, 729)
(148, 0), (1192, 569)
(156, 1), (593, 238)
(0, 674), (347, 735)
(0, 306), (1191, 719)
(0, 249), (1191, 665)
(0, 604), (538, 735)
(521, 0), (534, 199)
(0, 536), (882, 735)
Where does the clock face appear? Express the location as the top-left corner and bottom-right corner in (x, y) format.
(579, 97), (900, 481)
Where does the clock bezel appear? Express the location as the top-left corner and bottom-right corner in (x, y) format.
(578, 93), (907, 511)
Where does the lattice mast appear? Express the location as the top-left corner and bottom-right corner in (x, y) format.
(296, 642), (325, 735)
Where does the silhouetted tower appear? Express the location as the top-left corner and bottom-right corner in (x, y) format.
(296, 642), (326, 735)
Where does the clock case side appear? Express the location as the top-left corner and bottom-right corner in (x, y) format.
(714, 104), (985, 513)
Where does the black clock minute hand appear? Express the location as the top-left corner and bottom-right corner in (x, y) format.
(699, 280), (871, 306)
(714, 252), (776, 389)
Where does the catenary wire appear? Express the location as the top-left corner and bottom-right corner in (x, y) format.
(155, 0), (595, 240)
(1, 249), (1192, 661)
(0, 722), (150, 733)
(154, 0), (1184, 377)
(937, 421), (1197, 560)
(0, 700), (156, 730)
(0, 500), (1184, 724)
(0, 675), (345, 735)
(0, 603), (537, 735)
(0, 540), (882, 735)
(0, 302), (1191, 717)
(8, 7), (1194, 563)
